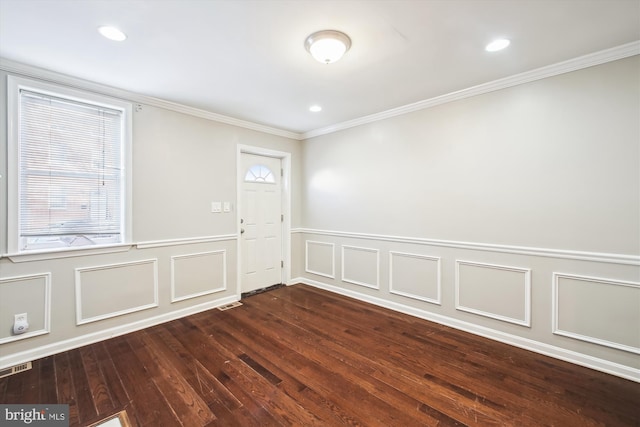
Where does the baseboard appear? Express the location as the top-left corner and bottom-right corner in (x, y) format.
(0, 294), (239, 370)
(293, 277), (640, 383)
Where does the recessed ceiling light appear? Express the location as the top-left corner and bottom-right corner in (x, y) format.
(485, 39), (510, 52)
(309, 105), (322, 112)
(98, 26), (127, 42)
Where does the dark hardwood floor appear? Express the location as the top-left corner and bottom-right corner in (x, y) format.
(1, 284), (639, 426)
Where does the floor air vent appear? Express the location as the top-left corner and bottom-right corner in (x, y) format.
(0, 361), (32, 379)
(217, 301), (243, 311)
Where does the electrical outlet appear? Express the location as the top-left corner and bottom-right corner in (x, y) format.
(13, 313), (29, 335)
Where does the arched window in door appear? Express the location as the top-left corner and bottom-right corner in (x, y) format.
(244, 164), (275, 183)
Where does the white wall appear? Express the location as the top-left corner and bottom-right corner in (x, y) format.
(298, 56), (640, 380)
(302, 57), (639, 254)
(1, 54), (638, 382)
(0, 68), (302, 368)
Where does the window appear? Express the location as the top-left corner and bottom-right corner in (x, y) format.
(8, 76), (132, 254)
(244, 164), (275, 183)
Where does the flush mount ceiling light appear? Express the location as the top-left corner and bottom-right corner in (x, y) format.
(309, 105), (322, 112)
(485, 38), (510, 52)
(305, 30), (351, 64)
(98, 26), (127, 41)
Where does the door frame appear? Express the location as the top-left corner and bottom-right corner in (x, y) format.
(236, 145), (291, 297)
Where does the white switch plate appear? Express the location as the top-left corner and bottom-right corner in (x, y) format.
(211, 202), (222, 213)
(223, 202), (231, 212)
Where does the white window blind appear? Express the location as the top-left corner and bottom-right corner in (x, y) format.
(17, 89), (125, 252)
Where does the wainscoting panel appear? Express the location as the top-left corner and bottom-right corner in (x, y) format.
(171, 250), (227, 303)
(75, 259), (158, 325)
(296, 229), (640, 381)
(342, 245), (380, 289)
(389, 251), (441, 304)
(0, 273), (51, 344)
(553, 273), (640, 354)
(305, 240), (335, 278)
(455, 260), (531, 326)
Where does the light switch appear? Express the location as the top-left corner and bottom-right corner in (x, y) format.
(211, 202), (222, 213)
(223, 202), (231, 212)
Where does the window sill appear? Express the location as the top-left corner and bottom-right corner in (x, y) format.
(3, 244), (133, 263)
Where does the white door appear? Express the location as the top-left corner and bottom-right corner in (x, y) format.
(240, 153), (283, 293)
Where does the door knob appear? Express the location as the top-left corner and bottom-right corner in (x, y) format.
(241, 228), (245, 234)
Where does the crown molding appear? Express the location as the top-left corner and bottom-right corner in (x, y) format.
(302, 40), (640, 139)
(0, 57), (302, 141)
(3, 40), (638, 142)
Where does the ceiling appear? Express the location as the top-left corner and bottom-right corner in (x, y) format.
(1, 0), (639, 136)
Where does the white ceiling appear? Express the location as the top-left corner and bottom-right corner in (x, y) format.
(1, 0), (639, 135)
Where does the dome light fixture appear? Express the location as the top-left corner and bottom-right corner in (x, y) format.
(98, 26), (127, 42)
(305, 30), (351, 64)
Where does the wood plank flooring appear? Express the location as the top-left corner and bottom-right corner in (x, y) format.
(1, 284), (639, 426)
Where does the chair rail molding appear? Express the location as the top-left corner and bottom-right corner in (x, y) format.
(295, 228), (639, 265)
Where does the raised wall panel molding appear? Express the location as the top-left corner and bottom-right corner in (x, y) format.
(389, 251), (441, 305)
(0, 294), (238, 371)
(305, 240), (335, 279)
(341, 245), (380, 290)
(302, 41), (640, 139)
(294, 276), (640, 383)
(135, 234), (237, 249)
(75, 259), (159, 325)
(553, 273), (640, 354)
(297, 228), (639, 265)
(171, 250), (227, 303)
(455, 260), (531, 327)
(0, 273), (51, 344)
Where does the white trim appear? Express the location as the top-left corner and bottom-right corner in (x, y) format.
(0, 58), (301, 141)
(5, 244), (133, 262)
(302, 41), (640, 139)
(170, 250), (227, 303)
(296, 228), (639, 265)
(75, 259), (159, 325)
(552, 273), (640, 355)
(294, 277), (640, 383)
(6, 74), (133, 257)
(305, 240), (335, 279)
(455, 260), (531, 327)
(237, 145), (292, 296)
(4, 233), (238, 260)
(341, 245), (380, 290)
(3, 42), (637, 142)
(136, 234), (236, 249)
(389, 251), (441, 305)
(0, 294), (238, 371)
(0, 273), (51, 344)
